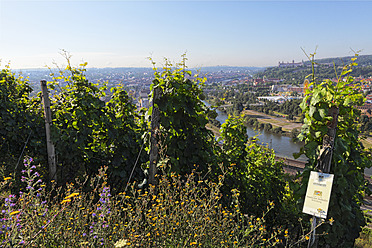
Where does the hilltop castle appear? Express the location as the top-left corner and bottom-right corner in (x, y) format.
(278, 60), (304, 68)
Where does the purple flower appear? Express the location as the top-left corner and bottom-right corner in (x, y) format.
(83, 233), (87, 237)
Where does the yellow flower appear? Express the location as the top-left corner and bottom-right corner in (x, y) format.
(64, 192), (79, 199)
(9, 211), (20, 216)
(305, 236), (310, 240)
(61, 199), (71, 204)
(190, 241), (197, 245)
(4, 177), (11, 181)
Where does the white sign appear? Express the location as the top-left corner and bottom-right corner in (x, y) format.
(303, 171), (334, 219)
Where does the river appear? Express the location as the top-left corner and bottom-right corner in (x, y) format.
(207, 104), (372, 176)
(213, 108), (307, 162)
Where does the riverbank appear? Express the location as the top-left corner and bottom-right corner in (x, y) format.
(242, 109), (302, 133)
(242, 109), (372, 148)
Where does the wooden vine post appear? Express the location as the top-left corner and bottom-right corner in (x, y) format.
(308, 106), (339, 248)
(149, 87), (160, 185)
(40, 80), (57, 182)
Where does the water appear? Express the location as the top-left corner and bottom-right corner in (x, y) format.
(213, 108), (307, 162)
(209, 104), (372, 175)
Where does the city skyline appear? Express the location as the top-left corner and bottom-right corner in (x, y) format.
(1, 0), (372, 69)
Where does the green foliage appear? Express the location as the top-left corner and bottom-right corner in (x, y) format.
(219, 115), (286, 218)
(0, 66), (46, 179)
(148, 56), (216, 175)
(291, 128), (301, 142)
(359, 115), (372, 133)
(48, 60), (146, 190)
(295, 55), (372, 247)
(0, 158), (286, 247)
(251, 99), (303, 118)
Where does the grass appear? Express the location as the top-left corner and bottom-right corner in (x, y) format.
(243, 110), (302, 133)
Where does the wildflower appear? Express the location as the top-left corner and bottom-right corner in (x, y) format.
(64, 192), (79, 199)
(114, 239), (129, 247)
(305, 236), (310, 240)
(3, 177), (11, 181)
(9, 211), (20, 216)
(61, 199), (71, 204)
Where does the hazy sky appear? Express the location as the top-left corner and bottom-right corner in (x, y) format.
(1, 0), (372, 69)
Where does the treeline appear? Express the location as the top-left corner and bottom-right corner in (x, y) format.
(244, 116), (283, 134)
(255, 54), (372, 85)
(360, 114), (372, 133)
(250, 99), (303, 121)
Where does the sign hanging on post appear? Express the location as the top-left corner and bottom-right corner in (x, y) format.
(303, 171), (334, 219)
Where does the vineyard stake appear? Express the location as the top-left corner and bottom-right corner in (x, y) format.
(40, 80), (57, 182)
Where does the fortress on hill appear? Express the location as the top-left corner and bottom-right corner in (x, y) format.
(278, 60), (304, 68)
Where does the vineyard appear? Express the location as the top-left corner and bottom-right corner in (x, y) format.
(0, 55), (371, 247)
